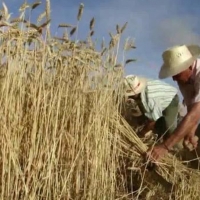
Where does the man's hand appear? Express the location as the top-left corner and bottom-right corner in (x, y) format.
(146, 143), (169, 163)
(183, 134), (199, 151)
(183, 123), (199, 151)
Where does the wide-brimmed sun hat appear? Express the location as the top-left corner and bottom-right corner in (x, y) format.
(124, 75), (147, 96)
(159, 44), (200, 79)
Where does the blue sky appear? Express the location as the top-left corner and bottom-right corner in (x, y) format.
(3, 0), (200, 88)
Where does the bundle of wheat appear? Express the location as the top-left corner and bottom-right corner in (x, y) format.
(113, 116), (200, 199)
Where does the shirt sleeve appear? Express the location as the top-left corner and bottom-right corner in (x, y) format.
(144, 98), (163, 121)
(191, 72), (200, 104)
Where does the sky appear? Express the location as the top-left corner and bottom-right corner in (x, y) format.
(3, 0), (200, 89)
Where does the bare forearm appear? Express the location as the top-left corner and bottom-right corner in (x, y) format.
(145, 121), (155, 130)
(140, 121), (155, 136)
(161, 102), (200, 150)
(163, 115), (196, 149)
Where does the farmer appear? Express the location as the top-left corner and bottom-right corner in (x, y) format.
(147, 44), (200, 161)
(123, 74), (180, 144)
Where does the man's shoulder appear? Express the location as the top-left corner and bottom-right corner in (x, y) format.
(195, 58), (200, 70)
(193, 59), (200, 79)
(146, 79), (176, 89)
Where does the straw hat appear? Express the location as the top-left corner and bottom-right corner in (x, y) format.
(124, 75), (147, 96)
(159, 45), (200, 79)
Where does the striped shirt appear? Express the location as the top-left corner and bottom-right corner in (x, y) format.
(140, 79), (178, 121)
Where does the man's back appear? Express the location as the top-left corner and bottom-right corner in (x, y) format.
(140, 79), (178, 121)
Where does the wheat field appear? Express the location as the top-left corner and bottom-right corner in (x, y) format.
(0, 1), (199, 200)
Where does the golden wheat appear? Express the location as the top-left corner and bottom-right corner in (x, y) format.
(0, 2), (198, 200)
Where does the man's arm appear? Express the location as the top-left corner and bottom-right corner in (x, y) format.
(146, 102), (200, 161)
(140, 120), (156, 136)
(163, 101), (200, 150)
(166, 71), (200, 149)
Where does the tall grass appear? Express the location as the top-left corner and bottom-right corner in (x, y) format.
(0, 1), (199, 200)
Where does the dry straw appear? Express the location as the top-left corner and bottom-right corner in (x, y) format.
(0, 2), (199, 200)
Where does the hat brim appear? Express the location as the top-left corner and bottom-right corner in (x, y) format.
(125, 77), (147, 96)
(159, 45), (200, 79)
(159, 56), (197, 79)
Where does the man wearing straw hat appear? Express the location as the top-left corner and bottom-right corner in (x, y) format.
(147, 44), (200, 161)
(124, 75), (180, 144)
